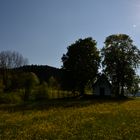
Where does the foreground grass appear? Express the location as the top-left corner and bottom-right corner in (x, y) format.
(0, 98), (140, 140)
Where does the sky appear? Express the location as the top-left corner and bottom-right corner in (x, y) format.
(1, 0), (140, 69)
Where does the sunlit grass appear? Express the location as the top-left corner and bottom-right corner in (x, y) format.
(0, 98), (140, 139)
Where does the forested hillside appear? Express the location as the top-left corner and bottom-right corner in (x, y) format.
(16, 65), (62, 83)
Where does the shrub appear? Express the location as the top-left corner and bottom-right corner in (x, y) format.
(34, 82), (49, 101)
(0, 92), (22, 104)
(21, 72), (40, 101)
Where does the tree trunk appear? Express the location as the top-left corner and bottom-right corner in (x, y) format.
(3, 68), (8, 92)
(113, 82), (120, 97)
(79, 84), (85, 96)
(120, 74), (125, 97)
(24, 88), (30, 101)
(121, 85), (124, 97)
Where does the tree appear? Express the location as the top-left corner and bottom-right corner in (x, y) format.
(127, 75), (140, 96)
(0, 50), (28, 69)
(0, 50), (28, 91)
(102, 34), (140, 96)
(21, 72), (39, 101)
(62, 37), (100, 95)
(48, 76), (60, 90)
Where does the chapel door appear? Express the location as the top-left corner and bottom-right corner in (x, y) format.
(100, 87), (105, 96)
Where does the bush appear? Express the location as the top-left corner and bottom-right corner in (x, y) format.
(34, 82), (49, 101)
(0, 92), (22, 104)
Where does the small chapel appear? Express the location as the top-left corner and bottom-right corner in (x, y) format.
(93, 74), (112, 96)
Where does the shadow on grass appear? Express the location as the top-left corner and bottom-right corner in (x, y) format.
(0, 95), (135, 112)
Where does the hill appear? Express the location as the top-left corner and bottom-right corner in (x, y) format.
(16, 65), (63, 83)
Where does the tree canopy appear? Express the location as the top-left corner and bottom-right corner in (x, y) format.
(62, 37), (100, 95)
(0, 50), (29, 92)
(0, 50), (28, 69)
(102, 34), (140, 96)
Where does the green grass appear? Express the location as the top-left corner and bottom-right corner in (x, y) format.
(0, 98), (140, 140)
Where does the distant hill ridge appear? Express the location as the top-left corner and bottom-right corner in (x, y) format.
(16, 65), (62, 82)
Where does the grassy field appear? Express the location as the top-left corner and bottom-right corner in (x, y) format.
(0, 97), (140, 140)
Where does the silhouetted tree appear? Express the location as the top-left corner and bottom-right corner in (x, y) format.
(102, 34), (140, 96)
(62, 37), (100, 95)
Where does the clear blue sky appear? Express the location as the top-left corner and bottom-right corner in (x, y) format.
(1, 0), (140, 69)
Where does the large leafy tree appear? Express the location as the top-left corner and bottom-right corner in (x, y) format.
(102, 34), (140, 96)
(62, 37), (100, 95)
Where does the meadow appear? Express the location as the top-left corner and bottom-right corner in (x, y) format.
(0, 97), (140, 140)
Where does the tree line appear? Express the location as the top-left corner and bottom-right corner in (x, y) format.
(0, 34), (140, 100)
